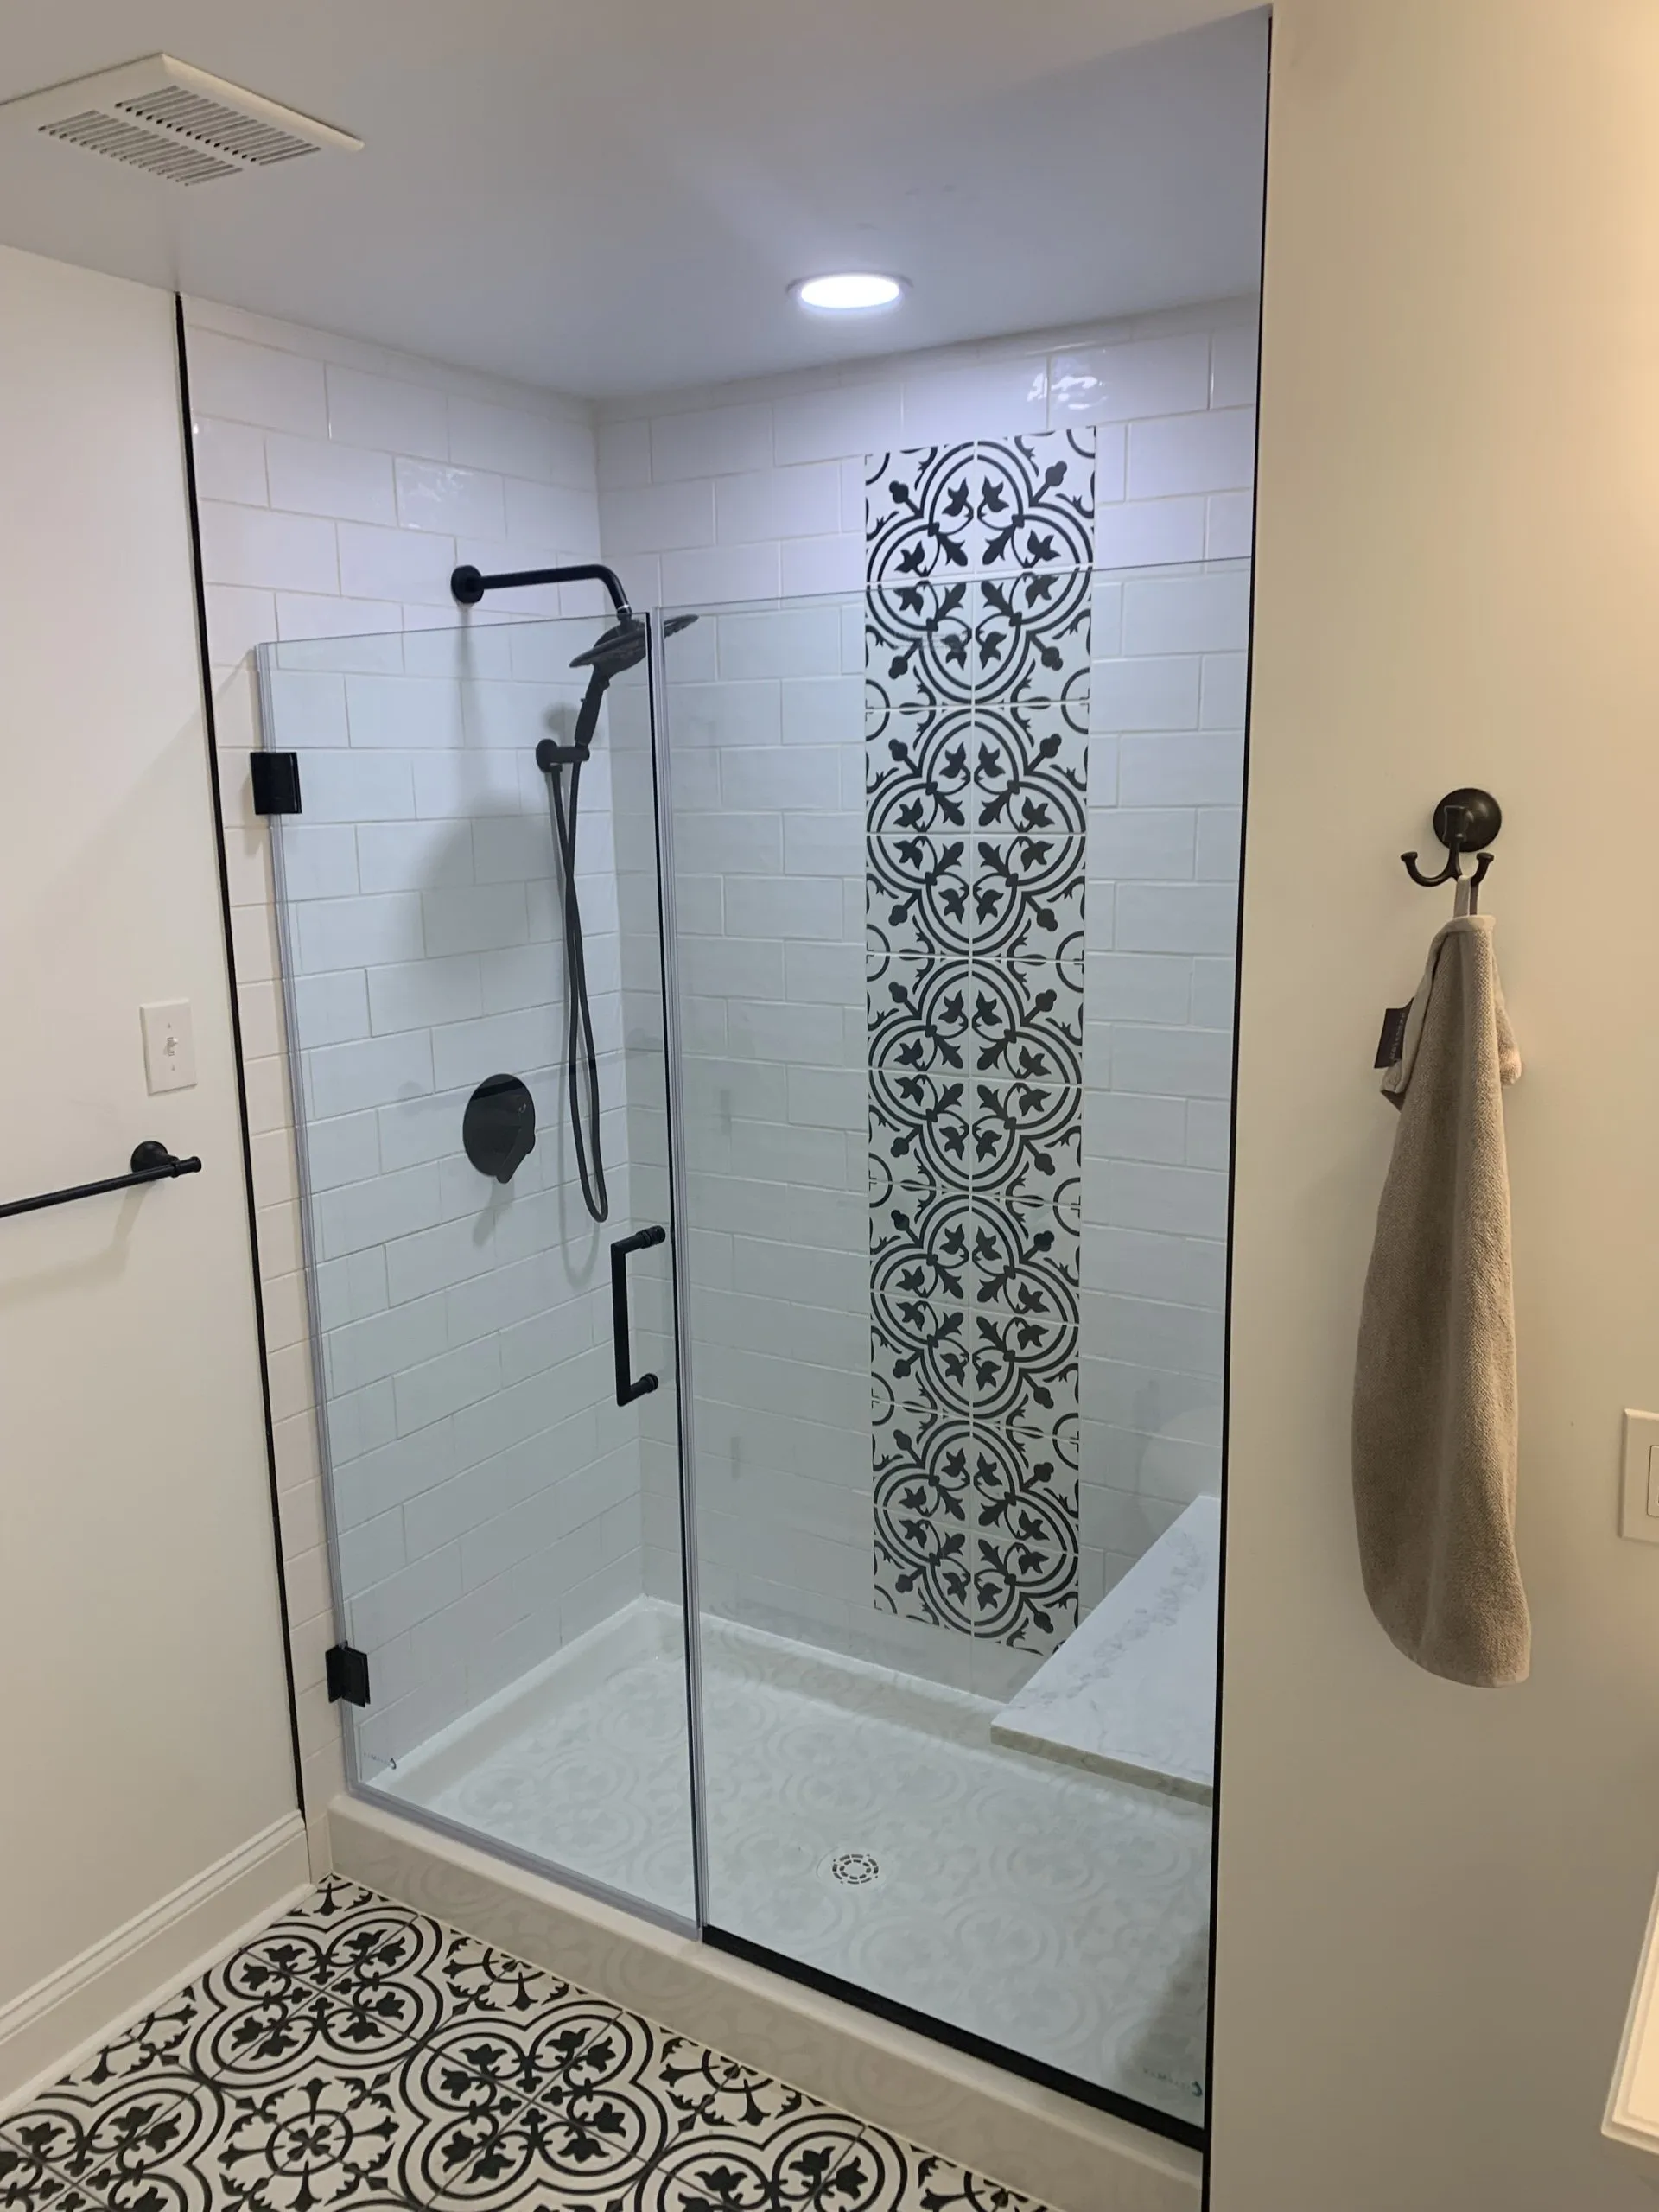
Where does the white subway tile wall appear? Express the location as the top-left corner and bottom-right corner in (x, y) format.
(614, 298), (1255, 1685)
(184, 297), (608, 1865)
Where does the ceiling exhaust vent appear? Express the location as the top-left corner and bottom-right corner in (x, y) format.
(0, 54), (361, 184)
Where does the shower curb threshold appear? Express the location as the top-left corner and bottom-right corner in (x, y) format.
(327, 1793), (1201, 2212)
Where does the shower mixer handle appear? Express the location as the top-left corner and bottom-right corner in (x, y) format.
(611, 1225), (666, 1407)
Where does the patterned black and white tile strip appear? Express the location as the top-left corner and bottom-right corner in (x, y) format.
(866, 434), (1093, 1655)
(0, 1882), (1048, 2212)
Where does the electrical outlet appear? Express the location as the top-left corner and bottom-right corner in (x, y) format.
(1620, 1410), (1659, 1544)
(140, 1001), (196, 1095)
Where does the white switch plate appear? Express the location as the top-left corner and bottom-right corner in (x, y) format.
(1621, 1411), (1659, 1543)
(140, 1000), (196, 1094)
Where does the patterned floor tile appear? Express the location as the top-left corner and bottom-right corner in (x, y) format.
(42, 1991), (204, 2104)
(0, 2072), (208, 2189)
(86, 2068), (423, 2212)
(399, 2064), (670, 2209)
(0, 2133), (102, 2212)
(645, 2042), (810, 2135)
(1, 1890), (1062, 2212)
(842, 2134), (1047, 2212)
(214, 1910), (339, 2004)
(637, 2106), (880, 2212)
(395, 1999), (624, 2116)
(180, 1980), (419, 2099)
(285, 1888), (449, 2003)
(422, 1933), (581, 2030)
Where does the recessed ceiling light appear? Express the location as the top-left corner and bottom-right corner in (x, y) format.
(791, 272), (907, 314)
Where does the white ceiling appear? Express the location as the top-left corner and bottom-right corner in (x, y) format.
(0, 2), (1267, 400)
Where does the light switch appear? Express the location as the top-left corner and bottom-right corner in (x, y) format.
(1621, 1411), (1659, 1543)
(140, 1001), (196, 1095)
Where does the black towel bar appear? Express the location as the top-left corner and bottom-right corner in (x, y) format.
(0, 1141), (202, 1223)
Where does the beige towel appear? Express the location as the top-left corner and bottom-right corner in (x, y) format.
(1352, 912), (1529, 1686)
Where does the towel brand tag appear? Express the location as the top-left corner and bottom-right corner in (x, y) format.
(1375, 1003), (1412, 1069)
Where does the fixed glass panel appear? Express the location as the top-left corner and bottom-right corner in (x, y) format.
(259, 611), (696, 1925)
(661, 562), (1244, 2133)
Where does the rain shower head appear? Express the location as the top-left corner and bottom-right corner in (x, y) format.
(568, 611), (698, 682)
(536, 612), (700, 775)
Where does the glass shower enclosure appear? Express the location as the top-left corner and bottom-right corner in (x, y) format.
(258, 560), (1243, 2145)
(260, 610), (696, 1927)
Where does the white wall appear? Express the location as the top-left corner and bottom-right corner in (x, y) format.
(598, 302), (1256, 1674)
(0, 245), (301, 2093)
(181, 298), (617, 1827)
(1211, 3), (1659, 2206)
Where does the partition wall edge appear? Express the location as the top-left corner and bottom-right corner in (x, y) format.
(1210, 3), (1659, 2207)
(173, 289), (308, 1822)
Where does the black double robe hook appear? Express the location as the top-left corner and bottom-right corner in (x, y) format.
(1402, 786), (1502, 910)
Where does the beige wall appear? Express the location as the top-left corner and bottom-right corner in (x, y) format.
(0, 245), (302, 2093)
(1211, 3), (1659, 2206)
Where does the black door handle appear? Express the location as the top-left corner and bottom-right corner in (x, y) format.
(611, 1225), (666, 1406)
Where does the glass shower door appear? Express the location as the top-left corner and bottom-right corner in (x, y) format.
(658, 565), (1243, 2141)
(258, 610), (696, 1926)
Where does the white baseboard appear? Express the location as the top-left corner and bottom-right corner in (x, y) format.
(330, 1794), (1202, 2212)
(0, 1812), (309, 2110)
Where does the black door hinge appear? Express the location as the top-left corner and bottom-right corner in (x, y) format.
(251, 751), (302, 815)
(326, 1643), (371, 1707)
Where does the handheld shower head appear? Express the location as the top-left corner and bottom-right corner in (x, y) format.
(533, 606), (700, 1227)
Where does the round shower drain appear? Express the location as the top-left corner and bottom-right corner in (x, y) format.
(828, 1850), (880, 1887)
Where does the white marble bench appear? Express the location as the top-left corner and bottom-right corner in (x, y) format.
(991, 1493), (1220, 1802)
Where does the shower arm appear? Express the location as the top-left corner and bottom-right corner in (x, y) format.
(450, 561), (632, 622)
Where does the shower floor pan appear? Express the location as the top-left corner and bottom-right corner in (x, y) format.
(381, 1597), (1211, 2126)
